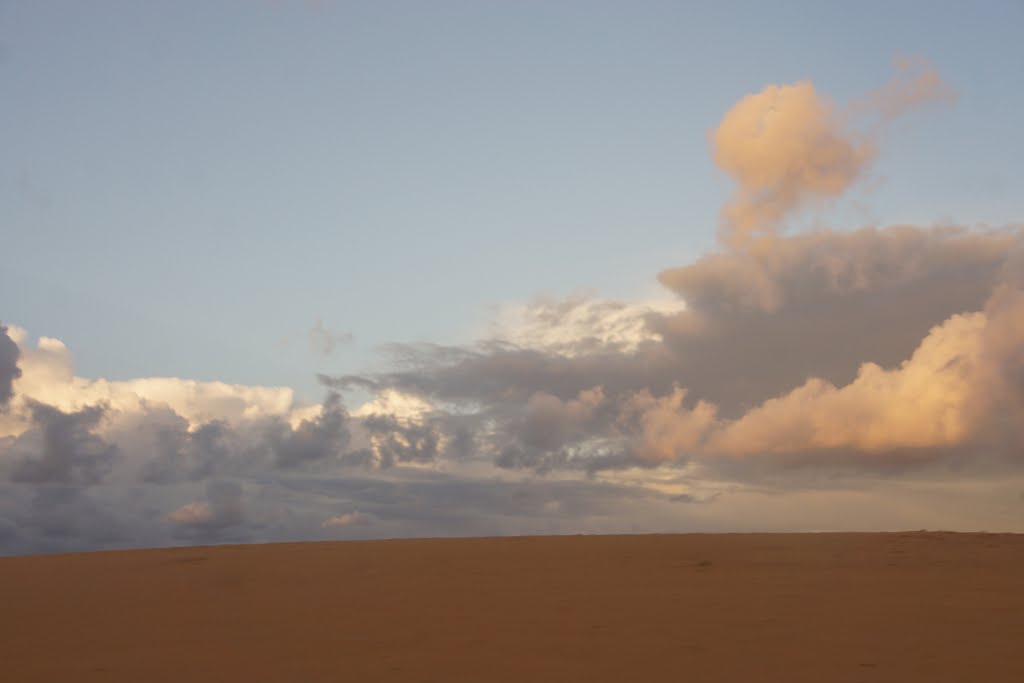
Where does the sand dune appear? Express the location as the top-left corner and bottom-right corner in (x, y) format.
(2, 533), (1023, 682)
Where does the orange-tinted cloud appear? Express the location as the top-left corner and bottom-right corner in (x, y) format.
(713, 81), (872, 246)
(712, 57), (955, 247)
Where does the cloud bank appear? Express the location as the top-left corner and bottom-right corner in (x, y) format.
(3, 59), (1022, 555)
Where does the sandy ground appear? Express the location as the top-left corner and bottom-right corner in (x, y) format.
(2, 532), (1023, 682)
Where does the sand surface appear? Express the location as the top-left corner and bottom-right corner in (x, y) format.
(2, 532), (1023, 682)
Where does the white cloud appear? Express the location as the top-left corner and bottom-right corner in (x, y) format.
(489, 292), (684, 357)
(353, 389), (432, 425)
(321, 511), (368, 528)
(166, 502), (213, 525)
(1, 330), (316, 438)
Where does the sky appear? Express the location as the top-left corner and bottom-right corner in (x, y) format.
(2, 1), (1024, 555)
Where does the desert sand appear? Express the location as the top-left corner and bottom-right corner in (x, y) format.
(2, 532), (1023, 682)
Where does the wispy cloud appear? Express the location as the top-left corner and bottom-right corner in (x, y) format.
(308, 319), (353, 357)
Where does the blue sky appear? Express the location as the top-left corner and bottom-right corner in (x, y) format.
(3, 1), (1023, 400)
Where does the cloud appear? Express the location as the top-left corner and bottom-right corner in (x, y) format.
(655, 226), (1014, 412)
(618, 386), (717, 463)
(6, 402), (118, 485)
(487, 293), (684, 357)
(0, 486), (132, 554)
(340, 227), (1015, 437)
(352, 389), (433, 425)
(266, 392), (352, 469)
(166, 480), (245, 534)
(318, 62), (1016, 475)
(139, 418), (237, 484)
(309, 319), (353, 357)
(713, 58), (955, 247)
(494, 387), (612, 472)
(520, 387), (605, 452)
(0, 324), (21, 409)
(321, 511), (369, 528)
(856, 55), (957, 121)
(166, 501), (214, 525)
(3, 59), (1023, 556)
(713, 80), (872, 246)
(347, 225), (1021, 474)
(705, 311), (986, 456)
(0, 332), (305, 437)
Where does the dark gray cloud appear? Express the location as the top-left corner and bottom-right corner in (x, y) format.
(656, 226), (1015, 414)
(360, 414), (443, 467)
(267, 392), (351, 469)
(167, 479), (246, 541)
(7, 402), (118, 485)
(268, 471), (687, 539)
(7, 465), (1024, 556)
(323, 345), (675, 419)
(139, 393), (354, 483)
(0, 323), (21, 409)
(1, 486), (130, 555)
(141, 418), (234, 484)
(0, 463), (696, 556)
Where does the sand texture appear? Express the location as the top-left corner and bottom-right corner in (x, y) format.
(2, 532), (1023, 682)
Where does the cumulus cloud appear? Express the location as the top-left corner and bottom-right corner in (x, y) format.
(713, 80), (873, 246)
(618, 386), (717, 463)
(267, 392), (352, 469)
(655, 226), (1014, 412)
(0, 332), (304, 437)
(520, 387), (605, 452)
(706, 312), (987, 456)
(713, 57), (955, 246)
(6, 402), (117, 485)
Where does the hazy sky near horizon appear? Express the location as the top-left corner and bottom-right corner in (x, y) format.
(4, 1), (1023, 399)
(3, 2), (1024, 555)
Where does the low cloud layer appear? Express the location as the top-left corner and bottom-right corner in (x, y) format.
(2, 60), (1022, 555)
